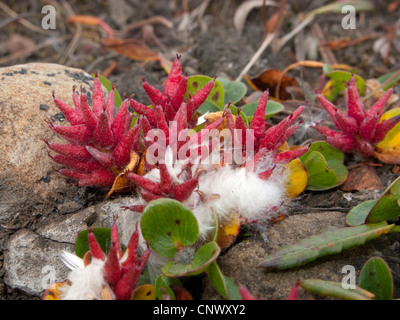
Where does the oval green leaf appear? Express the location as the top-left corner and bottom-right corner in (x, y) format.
(207, 261), (242, 299)
(154, 274), (182, 300)
(196, 100), (221, 115)
(237, 99), (284, 120)
(366, 176), (400, 224)
(359, 257), (393, 300)
(300, 151), (338, 190)
(223, 276), (242, 300)
(75, 227), (111, 258)
(216, 77), (247, 105)
(326, 71), (365, 96)
(300, 279), (374, 300)
(322, 63), (333, 74)
(141, 199), (199, 258)
(186, 75), (225, 109)
(162, 241), (221, 277)
(346, 200), (377, 226)
(228, 104), (250, 127)
(207, 261), (227, 298)
(258, 222), (394, 270)
(300, 141), (348, 190)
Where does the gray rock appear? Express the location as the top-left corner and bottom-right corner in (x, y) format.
(0, 62), (111, 297)
(2, 196), (143, 297)
(0, 63), (101, 225)
(3, 229), (73, 296)
(0, 63), (109, 295)
(202, 211), (400, 300)
(37, 206), (97, 244)
(95, 196), (143, 247)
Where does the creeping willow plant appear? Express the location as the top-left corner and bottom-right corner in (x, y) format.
(313, 76), (399, 158)
(45, 56), (310, 299)
(47, 56), (308, 221)
(46, 78), (139, 187)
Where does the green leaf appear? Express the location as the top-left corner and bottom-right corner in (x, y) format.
(322, 79), (342, 102)
(154, 274), (182, 300)
(207, 261), (242, 299)
(140, 199), (199, 258)
(235, 99), (284, 121)
(300, 279), (374, 300)
(196, 100), (221, 115)
(223, 276), (242, 300)
(300, 141), (348, 191)
(162, 241), (221, 277)
(301, 151), (338, 190)
(217, 77), (247, 105)
(186, 75), (225, 109)
(75, 228), (111, 258)
(210, 208), (219, 243)
(377, 71), (400, 91)
(91, 73), (123, 107)
(366, 176), (400, 224)
(258, 222), (394, 270)
(346, 200), (377, 226)
(207, 261), (227, 298)
(229, 104), (250, 127)
(322, 64), (333, 74)
(359, 257), (393, 300)
(346, 176), (400, 226)
(325, 71), (365, 101)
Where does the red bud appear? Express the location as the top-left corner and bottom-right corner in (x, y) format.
(88, 229), (106, 261)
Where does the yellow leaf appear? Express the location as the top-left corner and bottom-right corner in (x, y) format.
(43, 282), (68, 300)
(131, 284), (156, 300)
(137, 149), (148, 176)
(159, 56), (173, 74)
(204, 111), (236, 131)
(106, 151), (140, 198)
(321, 79), (337, 98)
(284, 158), (308, 198)
(375, 108), (400, 164)
(101, 285), (114, 300)
(216, 210), (241, 250)
(279, 141), (290, 152)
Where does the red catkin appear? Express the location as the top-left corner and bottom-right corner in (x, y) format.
(249, 90), (269, 140)
(103, 240), (122, 286)
(173, 177), (199, 201)
(88, 229), (106, 261)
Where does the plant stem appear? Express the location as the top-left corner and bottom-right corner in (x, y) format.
(388, 225), (400, 233)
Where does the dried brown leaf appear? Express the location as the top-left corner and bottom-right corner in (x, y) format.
(100, 38), (160, 62)
(341, 165), (383, 191)
(106, 151), (140, 198)
(245, 69), (297, 100)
